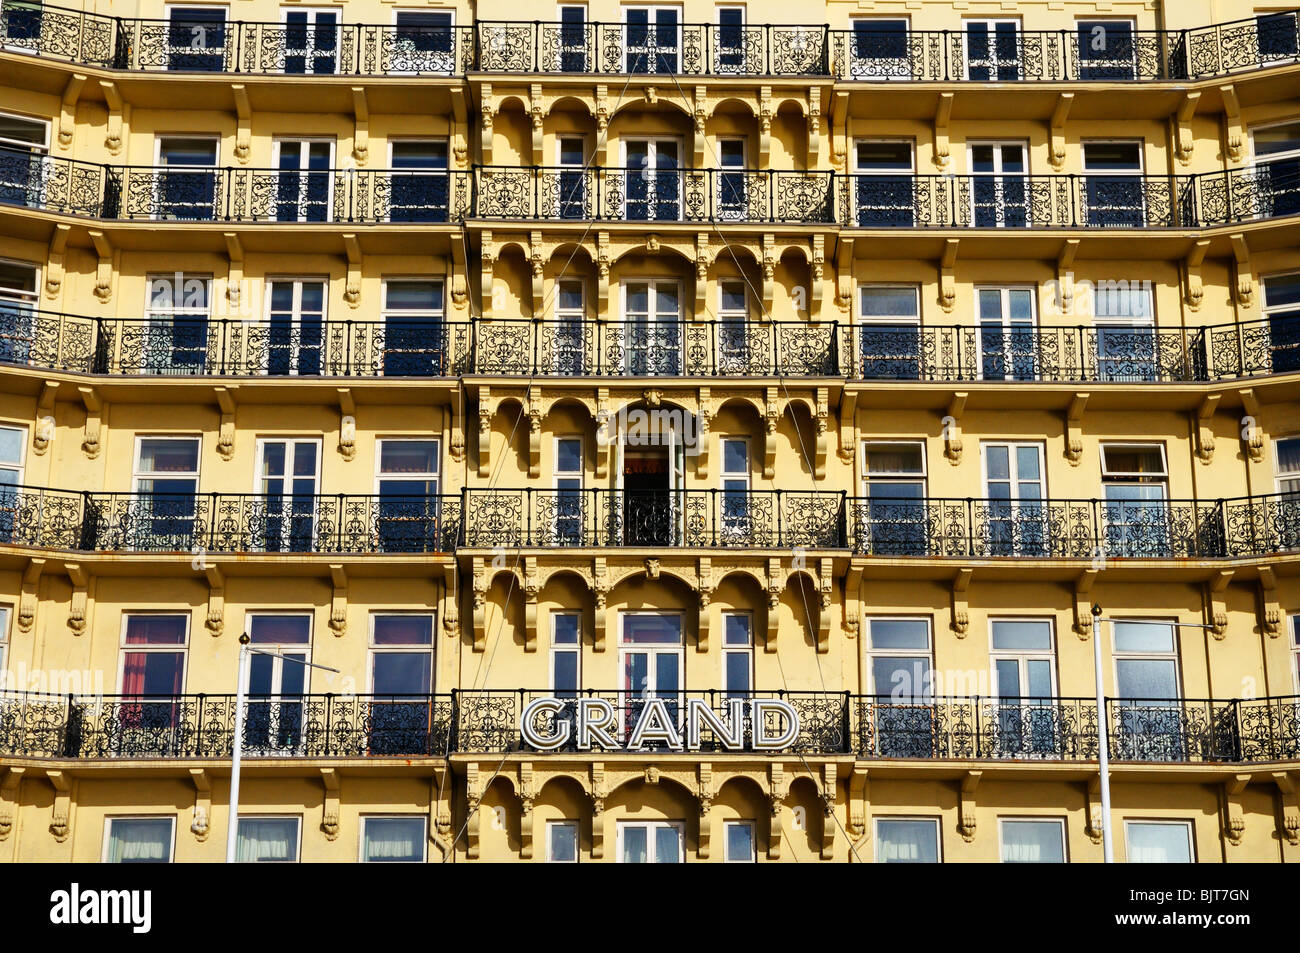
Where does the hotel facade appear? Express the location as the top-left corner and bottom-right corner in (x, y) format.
(0, 0), (1298, 863)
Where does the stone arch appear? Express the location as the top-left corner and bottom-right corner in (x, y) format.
(709, 96), (759, 119)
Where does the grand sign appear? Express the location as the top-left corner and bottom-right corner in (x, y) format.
(519, 696), (801, 752)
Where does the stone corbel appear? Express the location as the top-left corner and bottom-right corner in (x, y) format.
(526, 385), (542, 478)
(957, 770), (981, 843)
(810, 234), (825, 316)
(943, 392), (966, 465)
(847, 765), (870, 860)
(0, 768), (25, 841)
(814, 387), (829, 479)
(337, 388), (356, 462)
(1221, 84), (1243, 163)
(1086, 776), (1104, 844)
(518, 762), (536, 859)
(763, 387), (780, 479)
(443, 562), (460, 638)
(807, 88), (821, 166)
(694, 233), (709, 317)
(449, 401), (465, 465)
(950, 568), (972, 637)
(223, 232), (244, 309)
(696, 558), (712, 653)
(465, 764), (483, 859)
(767, 764), (785, 860)
(590, 763), (607, 859)
(1056, 239), (1079, 314)
(480, 84), (495, 165)
(843, 565), (862, 638)
(758, 86), (772, 164)
(342, 233), (362, 308)
(1049, 92), (1074, 170)
(472, 557), (488, 652)
(529, 231), (544, 317)
(480, 230), (496, 319)
(188, 769), (211, 841)
(1065, 392), (1088, 466)
(477, 386), (492, 478)
(204, 565), (225, 637)
(429, 768), (453, 860)
(932, 92), (953, 169)
(47, 771), (73, 842)
(65, 563), (88, 636)
(1175, 91), (1200, 166)
(529, 83), (545, 166)
(593, 557), (609, 652)
(1257, 566), (1281, 639)
(829, 91), (849, 171)
(99, 80), (124, 155)
(696, 387), (711, 479)
(834, 236), (854, 312)
(765, 558), (782, 653)
(1073, 569), (1099, 639)
(1273, 773), (1300, 845)
(838, 391), (857, 464)
(215, 385), (237, 461)
(329, 564), (348, 637)
(77, 386), (102, 459)
(56, 73), (86, 151)
(939, 239), (958, 312)
(1195, 393), (1221, 465)
(1230, 233), (1253, 306)
(820, 763), (837, 859)
(1233, 388), (1262, 469)
(594, 388), (610, 479)
(449, 86), (468, 168)
(231, 84), (251, 163)
(449, 237), (467, 311)
(693, 87), (707, 167)
(88, 230), (114, 302)
(523, 557), (539, 653)
(320, 768), (340, 840)
(697, 763), (714, 859)
(594, 86), (609, 165)
(1223, 774), (1249, 847)
(18, 558), (45, 633)
(1208, 569), (1234, 638)
(817, 557), (833, 654)
(33, 381), (58, 455)
(1184, 239), (1209, 311)
(761, 234), (776, 314)
(596, 232), (611, 317)
(45, 224), (71, 299)
(350, 86), (369, 164)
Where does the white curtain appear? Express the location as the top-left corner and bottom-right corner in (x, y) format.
(1001, 821), (1063, 863)
(107, 819), (170, 863)
(876, 819), (938, 863)
(1127, 824), (1190, 863)
(363, 817), (424, 861)
(236, 818), (297, 862)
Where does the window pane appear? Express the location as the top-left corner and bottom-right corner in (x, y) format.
(990, 620), (1052, 651)
(720, 284), (745, 312)
(865, 444), (923, 475)
(622, 825), (648, 863)
(725, 822), (754, 862)
(550, 822), (578, 862)
(557, 439), (582, 473)
(876, 819), (938, 862)
(372, 615), (433, 646)
(371, 652), (431, 694)
(1278, 438), (1300, 476)
(622, 615), (682, 644)
(380, 441), (439, 475)
(107, 819), (172, 863)
(1001, 820), (1065, 862)
(124, 615), (188, 645)
(249, 615), (311, 644)
(868, 618), (929, 650)
(871, 656), (930, 699)
(724, 614), (751, 646)
(236, 818), (299, 862)
(1255, 122), (1300, 157)
(654, 825), (681, 863)
(1127, 823), (1191, 863)
(137, 438), (199, 473)
(725, 652), (750, 693)
(1102, 446), (1165, 476)
(1264, 274), (1300, 310)
(860, 287), (918, 318)
(384, 281), (442, 311)
(553, 651), (579, 693)
(362, 817), (425, 861)
(1113, 620), (1175, 654)
(1116, 658), (1179, 700)
(722, 439), (748, 473)
(553, 614), (580, 645)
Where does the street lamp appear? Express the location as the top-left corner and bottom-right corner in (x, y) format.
(226, 632), (340, 864)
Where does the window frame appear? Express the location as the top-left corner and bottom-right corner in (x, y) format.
(997, 816), (1068, 863)
(132, 434), (202, 495)
(873, 815), (941, 863)
(615, 819), (685, 863)
(863, 615), (933, 699)
(235, 814), (303, 863)
(721, 610), (754, 697)
(861, 439), (927, 495)
(367, 612), (434, 696)
(848, 16), (913, 81)
(118, 612), (191, 695)
(546, 819), (580, 863)
(550, 609), (582, 695)
(0, 111), (49, 153)
(1123, 818), (1195, 863)
(1100, 442), (1168, 482)
(722, 819), (756, 862)
(102, 815), (177, 863)
(0, 422), (27, 485)
(988, 616), (1058, 700)
(374, 436), (441, 495)
(1110, 617), (1182, 700)
(358, 814), (428, 863)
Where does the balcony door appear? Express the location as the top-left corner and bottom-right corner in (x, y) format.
(853, 140), (914, 227)
(0, 259), (37, 368)
(256, 438), (320, 553)
(282, 7), (339, 74)
(716, 280), (751, 373)
(624, 6), (680, 74)
(1101, 444), (1170, 558)
(969, 142), (1028, 227)
(131, 436), (201, 552)
(1094, 282), (1157, 381)
(865, 618), (934, 757)
(849, 18), (911, 80)
(556, 4), (588, 72)
(388, 140), (448, 222)
(1263, 273), (1300, 374)
(381, 279), (444, 376)
(390, 10), (454, 74)
(617, 427), (684, 547)
(273, 138), (333, 222)
(154, 136), (218, 221)
(857, 285), (921, 380)
(983, 442), (1046, 557)
(719, 438), (750, 543)
(989, 619), (1058, 757)
(265, 278), (325, 375)
(165, 6), (228, 71)
(977, 286), (1037, 381)
(1111, 620), (1184, 761)
(375, 439), (440, 553)
(861, 442), (927, 555)
(1076, 19), (1137, 80)
(553, 436), (584, 546)
(1256, 11), (1300, 65)
(144, 273), (211, 374)
(621, 280), (681, 375)
(964, 18), (1021, 80)
(552, 279), (587, 374)
(1, 0), (44, 54)
(1252, 121), (1300, 219)
(619, 613), (683, 741)
(1082, 141), (1146, 227)
(624, 139), (680, 221)
(716, 6), (746, 73)
(716, 139), (747, 221)
(244, 614), (312, 755)
(555, 136), (587, 220)
(0, 113), (48, 210)
(1275, 438), (1300, 553)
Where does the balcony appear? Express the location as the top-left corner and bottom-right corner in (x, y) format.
(474, 166), (836, 223)
(1, 690), (1295, 763)
(1201, 316), (1300, 380)
(460, 488), (846, 549)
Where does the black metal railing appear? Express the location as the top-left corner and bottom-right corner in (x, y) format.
(1, 689), (1295, 763)
(461, 488), (846, 549)
(1201, 316), (1300, 380)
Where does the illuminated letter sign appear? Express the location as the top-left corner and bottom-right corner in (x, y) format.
(517, 697), (800, 752)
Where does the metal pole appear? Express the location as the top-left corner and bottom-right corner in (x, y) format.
(225, 637), (251, 864)
(1091, 603), (1113, 863)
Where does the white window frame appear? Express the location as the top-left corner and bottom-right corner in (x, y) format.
(162, 4), (230, 59)
(359, 815), (428, 862)
(367, 612), (434, 695)
(235, 814), (303, 863)
(998, 816), (1067, 863)
(553, 4), (589, 71)
(262, 276), (328, 375)
(270, 138), (336, 223)
(253, 435), (322, 551)
(374, 437), (441, 495)
(967, 140), (1030, 227)
(980, 440), (1046, 500)
(975, 285), (1038, 381)
(861, 439), (927, 496)
(721, 610), (753, 696)
(848, 16), (913, 81)
(243, 611), (314, 694)
(864, 616), (933, 699)
(152, 134), (220, 221)
(620, 279), (683, 375)
(546, 819), (580, 863)
(390, 8), (457, 76)
(1100, 442), (1168, 483)
(0, 111), (49, 153)
(1110, 617), (1181, 700)
(550, 610), (582, 693)
(1123, 819), (1195, 863)
(103, 816), (176, 863)
(718, 279), (747, 323)
(988, 617), (1057, 700)
(0, 422), (27, 485)
(873, 816), (941, 863)
(858, 284), (920, 326)
(1279, 435), (1300, 494)
(961, 16), (1022, 81)
(278, 6), (342, 75)
(1073, 17), (1139, 79)
(132, 434), (202, 494)
(722, 819), (756, 862)
(0, 605), (8, 686)
(1081, 140), (1146, 175)
(0, 258), (39, 308)
(617, 611), (685, 701)
(554, 434), (584, 544)
(616, 819), (685, 863)
(1249, 118), (1300, 169)
(1290, 614), (1300, 693)
(118, 612), (191, 694)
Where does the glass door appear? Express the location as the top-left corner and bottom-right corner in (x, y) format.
(719, 438), (750, 543)
(244, 614), (312, 755)
(857, 286), (921, 380)
(969, 142), (1028, 227)
(983, 442), (1046, 556)
(165, 6), (227, 71)
(964, 18), (1021, 80)
(977, 286), (1037, 381)
(1252, 122), (1300, 219)
(716, 6), (746, 73)
(273, 139), (333, 222)
(389, 140), (448, 222)
(620, 614), (683, 743)
(282, 7), (339, 74)
(716, 139), (747, 221)
(131, 437), (200, 552)
(381, 279), (444, 376)
(1076, 19), (1137, 80)
(853, 140), (914, 227)
(556, 4), (588, 72)
(1094, 282), (1157, 381)
(624, 6), (679, 74)
(375, 439), (439, 553)
(0, 259), (37, 369)
(390, 10), (454, 74)
(257, 439), (320, 552)
(1263, 273), (1300, 374)
(1, 0), (44, 54)
(552, 279), (587, 374)
(1082, 141), (1146, 227)
(990, 619), (1058, 757)
(556, 136), (587, 220)
(155, 137), (218, 220)
(553, 437), (584, 545)
(265, 278), (325, 375)
(861, 442), (927, 555)
(0, 113), (47, 210)
(624, 139), (680, 221)
(1111, 620), (1183, 761)
(865, 618), (934, 757)
(1101, 445), (1170, 558)
(850, 18), (911, 80)
(623, 280), (681, 375)
(144, 274), (210, 374)
(716, 280), (750, 373)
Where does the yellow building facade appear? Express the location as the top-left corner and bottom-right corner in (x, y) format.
(0, 0), (1298, 863)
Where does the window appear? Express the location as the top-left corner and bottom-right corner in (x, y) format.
(1082, 141), (1146, 227)
(624, 5), (680, 74)
(388, 140), (449, 223)
(849, 18), (911, 80)
(552, 278), (587, 373)
(1125, 820), (1194, 863)
(963, 18), (1021, 80)
(990, 619), (1058, 756)
(623, 138), (681, 220)
(0, 422), (25, 487)
(1076, 19), (1137, 80)
(236, 816), (301, 862)
(1279, 437), (1300, 494)
(860, 441), (926, 554)
(1292, 615), (1300, 693)
(852, 140), (914, 227)
(722, 612), (752, 698)
(856, 286), (921, 380)
(272, 138), (334, 222)
(617, 820), (683, 862)
(864, 617), (933, 758)
(0, 260), (39, 370)
(1251, 121), (1300, 218)
(369, 614), (434, 755)
(244, 613), (312, 754)
(1101, 444), (1169, 557)
(144, 273), (210, 374)
(0, 113), (48, 210)
(999, 818), (1066, 863)
(982, 441), (1046, 556)
(969, 141), (1028, 227)
(556, 5), (588, 72)
(719, 438), (750, 542)
(551, 612), (581, 696)
(376, 438), (440, 552)
(1262, 273), (1300, 374)
(547, 820), (579, 862)
(132, 436), (201, 550)
(621, 280), (681, 375)
(716, 139), (748, 219)
(281, 6), (338, 74)
(164, 5), (228, 71)
(977, 286), (1037, 381)
(875, 817), (940, 862)
(555, 136), (588, 219)
(1111, 620), (1183, 761)
(0, 605), (9, 679)
(154, 136), (219, 220)
(120, 614), (188, 696)
(391, 10), (455, 75)
(104, 817), (175, 863)
(620, 613), (683, 734)
(0, 1), (46, 53)
(715, 7), (746, 73)
(1256, 11), (1299, 63)
(723, 820), (755, 862)
(265, 277), (325, 375)
(256, 438), (320, 552)
(1093, 280), (1157, 381)
(553, 436), (584, 545)
(380, 278), (444, 376)
(716, 280), (751, 373)
(361, 816), (427, 862)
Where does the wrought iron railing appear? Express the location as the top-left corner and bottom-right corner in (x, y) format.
(1200, 316), (1300, 380)
(474, 166), (836, 223)
(461, 488), (846, 549)
(1, 689), (1295, 762)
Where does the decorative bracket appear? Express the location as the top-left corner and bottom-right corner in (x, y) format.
(1230, 233), (1253, 306)
(45, 223), (71, 299)
(697, 763), (715, 859)
(835, 237), (854, 312)
(472, 557), (488, 652)
(350, 86), (369, 164)
(47, 770), (72, 842)
(215, 385), (237, 461)
(329, 564), (348, 637)
(56, 73), (86, 151)
(817, 557), (834, 654)
(696, 387), (711, 479)
(1258, 566), (1281, 639)
(320, 768), (340, 840)
(847, 765), (870, 859)
(806, 87), (821, 166)
(943, 392), (966, 465)
(529, 84), (546, 164)
(932, 92), (953, 169)
(527, 384), (542, 478)
(763, 387), (780, 479)
(1195, 393), (1220, 465)
(449, 235), (467, 311)
(529, 230), (544, 317)
(443, 561), (460, 638)
(0, 768), (25, 840)
(18, 558), (45, 633)
(1273, 772), (1300, 845)
(838, 391), (857, 464)
(223, 232), (244, 309)
(950, 568), (972, 637)
(1239, 387), (1264, 463)
(810, 234), (825, 315)
(77, 386), (102, 459)
(694, 232), (709, 317)
(1208, 569), (1234, 638)
(1086, 776), (1104, 843)
(480, 230), (496, 318)
(767, 763), (785, 860)
(1175, 91), (1200, 166)
(429, 768), (453, 860)
(1056, 239), (1079, 314)
(1220, 84), (1243, 163)
(957, 770), (981, 842)
(761, 234), (776, 314)
(88, 230), (114, 302)
(65, 563), (88, 636)
(519, 762), (536, 859)
(593, 557), (608, 652)
(449, 85), (468, 168)
(590, 763), (607, 859)
(765, 558), (782, 653)
(758, 86), (772, 164)
(1065, 392), (1088, 466)
(814, 387), (830, 479)
(938, 239), (959, 312)
(477, 386), (492, 478)
(596, 231), (611, 317)
(696, 557), (712, 653)
(480, 83), (495, 165)
(1049, 92), (1074, 170)
(188, 768), (211, 841)
(1073, 569), (1099, 639)
(205, 565), (225, 636)
(232, 84), (251, 163)
(820, 762), (837, 859)
(692, 87), (707, 167)
(523, 557), (539, 652)
(342, 233), (362, 308)
(33, 381), (58, 455)
(843, 564), (862, 638)
(594, 85), (609, 165)
(99, 80), (123, 155)
(1184, 239), (1209, 310)
(337, 388), (356, 462)
(1223, 774), (1249, 846)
